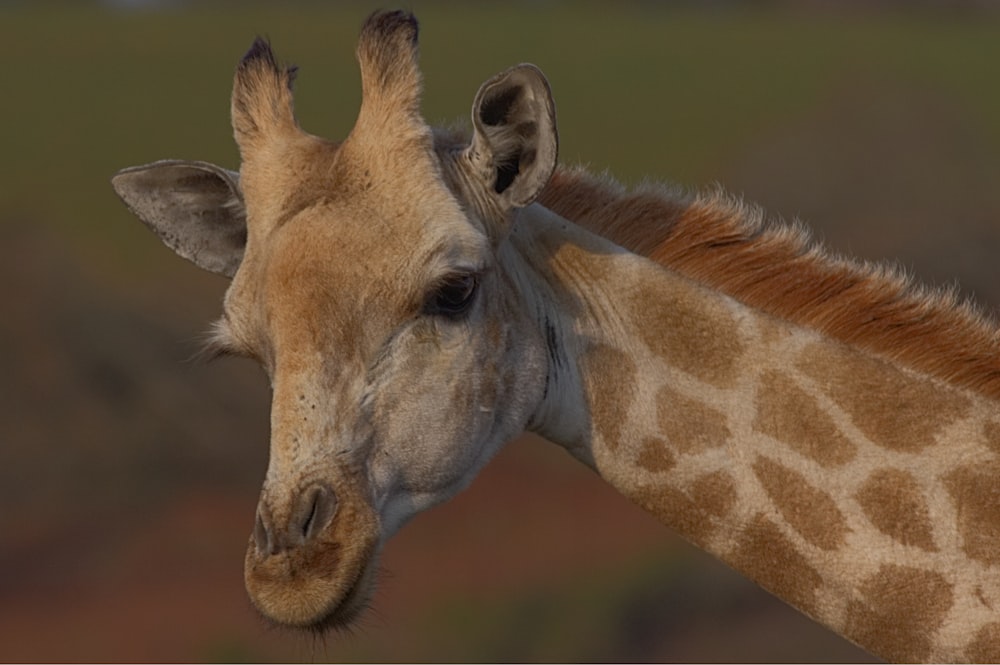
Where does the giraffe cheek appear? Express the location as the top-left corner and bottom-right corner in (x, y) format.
(369, 372), (481, 491)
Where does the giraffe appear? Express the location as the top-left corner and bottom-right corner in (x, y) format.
(110, 10), (1000, 663)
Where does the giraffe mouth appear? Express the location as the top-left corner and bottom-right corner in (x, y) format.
(243, 486), (381, 631)
(306, 554), (379, 632)
(243, 534), (380, 631)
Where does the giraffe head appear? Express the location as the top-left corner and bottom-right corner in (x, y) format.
(111, 11), (558, 630)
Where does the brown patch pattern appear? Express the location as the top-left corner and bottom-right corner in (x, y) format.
(843, 564), (953, 662)
(629, 484), (713, 548)
(983, 421), (1000, 456)
(635, 437), (676, 473)
(656, 386), (730, 455)
(856, 468), (937, 551)
(754, 371), (857, 467)
(537, 166), (1000, 402)
(798, 342), (972, 452)
(752, 456), (849, 551)
(633, 288), (744, 388)
(730, 514), (823, 616)
(628, 472), (737, 549)
(580, 343), (636, 451)
(690, 471), (737, 520)
(944, 461), (1000, 567)
(966, 622), (1000, 663)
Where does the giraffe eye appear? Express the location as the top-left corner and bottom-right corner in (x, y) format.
(426, 272), (479, 317)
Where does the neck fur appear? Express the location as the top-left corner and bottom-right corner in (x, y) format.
(510, 175), (1000, 663)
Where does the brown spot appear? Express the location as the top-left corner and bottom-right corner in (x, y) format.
(690, 471), (737, 519)
(656, 386), (730, 455)
(752, 456), (849, 551)
(944, 461), (1000, 567)
(545, 235), (613, 284)
(629, 484), (713, 547)
(844, 565), (953, 662)
(635, 437), (676, 473)
(798, 342), (972, 452)
(856, 468), (937, 551)
(966, 622), (1000, 663)
(581, 343), (636, 451)
(730, 514), (823, 616)
(754, 371), (857, 467)
(633, 287), (744, 388)
(983, 421), (1000, 456)
(757, 315), (790, 350)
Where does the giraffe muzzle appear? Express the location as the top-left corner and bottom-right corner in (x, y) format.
(243, 478), (380, 630)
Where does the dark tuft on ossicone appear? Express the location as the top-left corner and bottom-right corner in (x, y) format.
(239, 37), (276, 70)
(360, 9), (419, 47)
(238, 36), (297, 89)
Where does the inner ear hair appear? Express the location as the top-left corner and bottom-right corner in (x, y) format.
(470, 64), (558, 209)
(478, 85), (537, 194)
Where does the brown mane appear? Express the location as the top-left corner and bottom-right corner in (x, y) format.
(537, 165), (1000, 402)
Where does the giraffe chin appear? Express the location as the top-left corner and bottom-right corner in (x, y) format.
(242, 519), (380, 631)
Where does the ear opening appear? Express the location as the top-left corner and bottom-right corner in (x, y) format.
(111, 160), (246, 277)
(469, 64), (558, 209)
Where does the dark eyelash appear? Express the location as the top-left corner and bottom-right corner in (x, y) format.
(425, 271), (480, 317)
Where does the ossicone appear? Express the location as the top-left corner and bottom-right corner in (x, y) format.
(354, 10), (424, 128)
(231, 36), (300, 155)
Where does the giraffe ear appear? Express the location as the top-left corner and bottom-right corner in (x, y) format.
(467, 64), (558, 210)
(111, 160), (246, 278)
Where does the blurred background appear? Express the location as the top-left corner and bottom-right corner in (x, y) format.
(3, 1), (1000, 661)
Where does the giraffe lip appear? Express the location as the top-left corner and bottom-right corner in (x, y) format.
(243, 499), (381, 631)
(308, 556), (377, 632)
(245, 544), (378, 632)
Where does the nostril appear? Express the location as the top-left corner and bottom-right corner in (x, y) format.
(253, 484), (339, 555)
(254, 509), (275, 556)
(301, 494), (318, 539)
(299, 484), (339, 544)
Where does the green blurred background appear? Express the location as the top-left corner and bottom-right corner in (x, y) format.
(3, 1), (1000, 661)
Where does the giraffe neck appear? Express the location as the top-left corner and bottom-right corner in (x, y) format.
(512, 203), (1000, 663)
